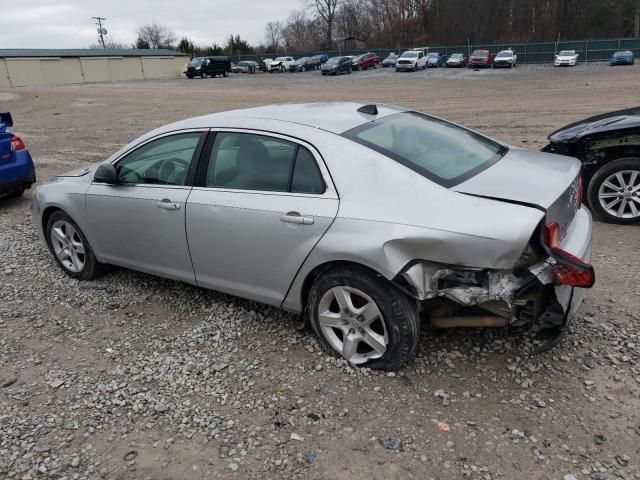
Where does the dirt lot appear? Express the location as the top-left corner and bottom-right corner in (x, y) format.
(1, 63), (639, 480)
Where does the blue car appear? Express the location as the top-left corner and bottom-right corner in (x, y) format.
(0, 113), (35, 198)
(610, 50), (635, 66)
(426, 52), (444, 67)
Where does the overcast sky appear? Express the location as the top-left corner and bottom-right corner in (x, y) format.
(1, 0), (303, 49)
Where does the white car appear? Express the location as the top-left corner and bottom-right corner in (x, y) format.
(555, 50), (579, 66)
(268, 56), (295, 72)
(395, 50), (427, 71)
(493, 50), (517, 68)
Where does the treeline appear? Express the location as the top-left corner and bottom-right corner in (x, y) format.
(98, 1), (640, 56)
(272, 0), (640, 51)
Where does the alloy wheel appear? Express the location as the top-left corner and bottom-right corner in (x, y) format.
(50, 220), (86, 272)
(598, 169), (640, 219)
(317, 286), (388, 364)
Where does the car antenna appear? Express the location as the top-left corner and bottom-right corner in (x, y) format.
(357, 104), (378, 115)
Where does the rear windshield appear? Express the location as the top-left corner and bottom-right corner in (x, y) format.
(343, 112), (507, 187)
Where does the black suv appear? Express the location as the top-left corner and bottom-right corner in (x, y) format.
(543, 107), (640, 224)
(185, 56), (231, 79)
(321, 56), (352, 75)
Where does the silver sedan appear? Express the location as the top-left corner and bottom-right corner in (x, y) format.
(32, 102), (594, 370)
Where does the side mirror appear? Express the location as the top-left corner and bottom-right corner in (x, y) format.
(94, 163), (119, 184)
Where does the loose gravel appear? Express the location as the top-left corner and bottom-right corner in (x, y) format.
(1, 64), (639, 479)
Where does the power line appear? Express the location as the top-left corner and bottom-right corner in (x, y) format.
(92, 17), (107, 48)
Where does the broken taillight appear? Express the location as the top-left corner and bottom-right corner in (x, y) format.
(544, 223), (594, 288)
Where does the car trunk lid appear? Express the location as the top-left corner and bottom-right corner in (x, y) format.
(453, 148), (582, 240)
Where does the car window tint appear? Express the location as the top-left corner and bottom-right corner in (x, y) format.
(207, 133), (296, 192)
(115, 133), (201, 186)
(291, 147), (325, 194)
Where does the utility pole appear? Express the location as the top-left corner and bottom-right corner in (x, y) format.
(92, 17), (107, 48)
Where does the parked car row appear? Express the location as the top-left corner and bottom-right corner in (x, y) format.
(185, 48), (636, 79)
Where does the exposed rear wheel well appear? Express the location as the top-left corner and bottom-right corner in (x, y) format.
(299, 260), (414, 322)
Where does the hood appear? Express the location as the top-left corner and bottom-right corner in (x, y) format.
(454, 148), (581, 236)
(56, 163), (99, 177)
(548, 106), (640, 144)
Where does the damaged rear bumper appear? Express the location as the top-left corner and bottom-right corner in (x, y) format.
(398, 206), (593, 332)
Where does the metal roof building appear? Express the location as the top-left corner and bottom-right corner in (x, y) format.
(0, 49), (189, 87)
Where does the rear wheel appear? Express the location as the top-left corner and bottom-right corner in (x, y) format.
(46, 211), (104, 280)
(308, 266), (419, 370)
(587, 157), (640, 224)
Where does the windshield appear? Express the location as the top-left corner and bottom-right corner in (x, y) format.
(189, 58), (204, 66)
(471, 50), (488, 57)
(296, 57), (309, 64)
(613, 51), (631, 57)
(401, 52), (418, 58)
(343, 112), (506, 187)
(326, 57), (340, 64)
(449, 54), (463, 59)
(274, 57), (287, 62)
(559, 50), (575, 56)
(497, 51), (512, 57)
(385, 54), (398, 59)
(427, 53), (439, 58)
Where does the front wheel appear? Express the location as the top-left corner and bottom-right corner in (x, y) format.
(308, 266), (419, 370)
(46, 211), (104, 280)
(587, 157), (640, 224)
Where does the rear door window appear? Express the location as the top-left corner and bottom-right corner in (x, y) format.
(205, 132), (326, 194)
(207, 133), (295, 191)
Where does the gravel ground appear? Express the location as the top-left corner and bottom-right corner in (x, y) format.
(1, 63), (639, 480)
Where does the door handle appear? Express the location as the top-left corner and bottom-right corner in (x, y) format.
(156, 199), (180, 210)
(280, 212), (314, 225)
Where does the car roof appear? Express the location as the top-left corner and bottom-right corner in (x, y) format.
(159, 102), (408, 135)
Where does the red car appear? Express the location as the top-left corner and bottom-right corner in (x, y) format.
(468, 49), (495, 68)
(352, 52), (380, 70)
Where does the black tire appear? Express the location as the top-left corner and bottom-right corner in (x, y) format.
(223, 71), (229, 77)
(201, 72), (207, 78)
(186, 75), (194, 79)
(46, 211), (104, 280)
(307, 266), (419, 370)
(587, 157), (640, 225)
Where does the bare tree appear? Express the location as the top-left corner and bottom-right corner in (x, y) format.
(264, 21), (284, 51)
(135, 23), (177, 49)
(282, 11), (316, 51)
(309, 0), (340, 46)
